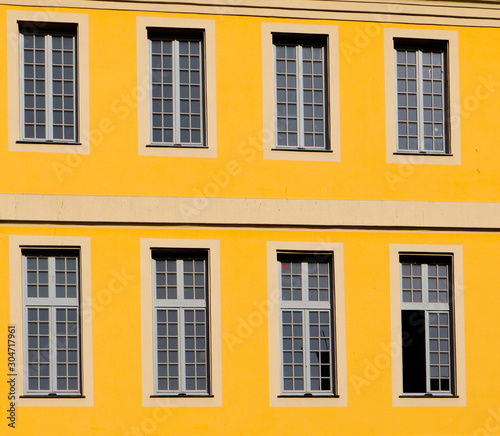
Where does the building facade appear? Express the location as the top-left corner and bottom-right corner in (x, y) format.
(1, 0), (500, 434)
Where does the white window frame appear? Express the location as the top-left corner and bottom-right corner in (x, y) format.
(262, 23), (340, 162)
(152, 253), (210, 396)
(137, 17), (217, 158)
(273, 37), (328, 151)
(390, 244), (466, 407)
(400, 256), (453, 396)
(148, 32), (205, 147)
(19, 28), (78, 143)
(9, 235), (93, 407)
(267, 241), (347, 407)
(141, 238), (221, 408)
(384, 28), (460, 165)
(22, 250), (81, 396)
(278, 254), (334, 395)
(7, 10), (90, 154)
(394, 42), (447, 155)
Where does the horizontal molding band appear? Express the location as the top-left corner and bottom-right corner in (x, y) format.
(5, 0), (500, 28)
(1, 194), (500, 230)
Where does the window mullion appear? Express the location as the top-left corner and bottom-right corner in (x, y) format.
(173, 40), (181, 145)
(424, 310), (431, 393)
(177, 259), (184, 301)
(48, 256), (56, 300)
(304, 309), (311, 393)
(417, 50), (424, 152)
(46, 34), (54, 141)
(177, 259), (185, 393)
(179, 308), (186, 393)
(301, 262), (309, 392)
(422, 263), (429, 305)
(50, 306), (57, 393)
(48, 257), (57, 392)
(297, 45), (305, 149)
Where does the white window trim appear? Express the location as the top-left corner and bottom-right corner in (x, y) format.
(19, 30), (78, 143)
(141, 238), (221, 407)
(152, 253), (210, 395)
(7, 10), (89, 154)
(262, 23), (340, 162)
(278, 255), (334, 395)
(390, 244), (466, 407)
(384, 28), (460, 165)
(22, 252), (81, 395)
(137, 16), (217, 158)
(9, 235), (93, 407)
(267, 241), (347, 407)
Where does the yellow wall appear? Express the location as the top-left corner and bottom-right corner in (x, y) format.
(1, 1), (500, 435)
(1, 226), (500, 434)
(0, 6), (499, 201)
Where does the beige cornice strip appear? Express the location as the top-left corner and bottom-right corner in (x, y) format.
(4, 0), (500, 27)
(0, 194), (499, 229)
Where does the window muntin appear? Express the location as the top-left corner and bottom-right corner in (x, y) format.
(274, 37), (327, 150)
(20, 27), (77, 142)
(400, 256), (453, 395)
(395, 42), (447, 154)
(278, 254), (334, 395)
(149, 32), (204, 147)
(153, 252), (209, 395)
(22, 251), (81, 395)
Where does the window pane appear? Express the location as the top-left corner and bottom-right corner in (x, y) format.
(149, 36), (204, 146)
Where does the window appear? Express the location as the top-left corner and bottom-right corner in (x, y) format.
(274, 36), (328, 150)
(400, 255), (454, 395)
(262, 23), (340, 162)
(278, 253), (335, 395)
(19, 24), (78, 143)
(7, 11), (89, 154)
(152, 251), (209, 395)
(149, 30), (204, 147)
(22, 250), (81, 395)
(384, 28), (460, 165)
(137, 17), (216, 157)
(395, 41), (447, 154)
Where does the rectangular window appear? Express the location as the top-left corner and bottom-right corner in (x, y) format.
(22, 250), (81, 395)
(274, 36), (328, 150)
(278, 253), (335, 395)
(149, 30), (204, 147)
(400, 255), (453, 395)
(395, 40), (447, 154)
(20, 24), (78, 143)
(153, 251), (209, 395)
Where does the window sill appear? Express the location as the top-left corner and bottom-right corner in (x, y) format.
(393, 151), (452, 156)
(16, 140), (82, 145)
(399, 394), (459, 398)
(146, 144), (207, 149)
(150, 394), (213, 398)
(278, 394), (339, 398)
(20, 394), (85, 399)
(272, 147), (333, 153)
